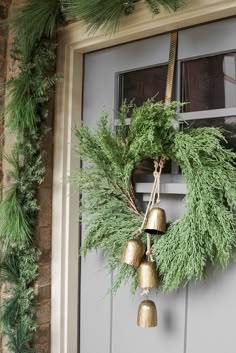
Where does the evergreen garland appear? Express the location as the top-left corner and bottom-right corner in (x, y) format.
(0, 1), (64, 352)
(63, 0), (183, 32)
(0, 0), (183, 351)
(73, 100), (236, 293)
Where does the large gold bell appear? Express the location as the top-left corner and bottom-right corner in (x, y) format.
(138, 261), (158, 288)
(121, 240), (146, 267)
(137, 300), (157, 328)
(145, 206), (166, 234)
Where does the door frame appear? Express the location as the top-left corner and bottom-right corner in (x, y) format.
(51, 2), (236, 353)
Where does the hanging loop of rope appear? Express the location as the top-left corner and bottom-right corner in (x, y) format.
(133, 32), (177, 267)
(139, 155), (166, 233)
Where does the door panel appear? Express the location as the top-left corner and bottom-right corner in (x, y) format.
(178, 18), (236, 60)
(112, 286), (186, 353)
(186, 265), (236, 353)
(177, 18), (236, 353)
(81, 18), (236, 353)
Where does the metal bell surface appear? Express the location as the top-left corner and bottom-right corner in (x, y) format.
(121, 240), (146, 267)
(137, 300), (157, 328)
(138, 261), (158, 288)
(145, 206), (166, 234)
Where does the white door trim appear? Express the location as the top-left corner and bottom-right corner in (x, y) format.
(51, 3), (236, 353)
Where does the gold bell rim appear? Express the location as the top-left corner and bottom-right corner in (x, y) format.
(144, 206), (166, 235)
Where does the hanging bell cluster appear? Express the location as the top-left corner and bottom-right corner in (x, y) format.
(121, 157), (167, 328)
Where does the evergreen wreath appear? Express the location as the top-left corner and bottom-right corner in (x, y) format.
(72, 99), (236, 293)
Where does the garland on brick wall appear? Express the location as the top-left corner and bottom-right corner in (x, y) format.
(0, 0), (182, 351)
(0, 1), (62, 352)
(72, 100), (236, 294)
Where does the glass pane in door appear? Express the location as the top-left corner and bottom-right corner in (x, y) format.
(119, 64), (168, 106)
(185, 116), (236, 150)
(182, 53), (236, 112)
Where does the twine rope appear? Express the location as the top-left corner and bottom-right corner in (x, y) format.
(140, 156), (166, 232)
(140, 32), (177, 297)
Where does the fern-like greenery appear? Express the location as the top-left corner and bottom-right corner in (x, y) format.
(73, 100), (236, 293)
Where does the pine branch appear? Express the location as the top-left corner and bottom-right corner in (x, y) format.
(10, 0), (62, 49)
(63, 0), (136, 33)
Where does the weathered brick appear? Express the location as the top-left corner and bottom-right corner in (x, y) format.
(38, 187), (53, 227)
(0, 5), (8, 20)
(36, 284), (51, 303)
(0, 59), (5, 77)
(38, 265), (51, 286)
(33, 323), (50, 345)
(37, 227), (51, 252)
(38, 250), (51, 266)
(36, 301), (51, 325)
(33, 343), (50, 353)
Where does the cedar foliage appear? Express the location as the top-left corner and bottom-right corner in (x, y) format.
(73, 100), (236, 293)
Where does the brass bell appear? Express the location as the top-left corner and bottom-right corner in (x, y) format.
(138, 261), (158, 288)
(137, 300), (157, 328)
(145, 206), (166, 234)
(121, 239), (146, 267)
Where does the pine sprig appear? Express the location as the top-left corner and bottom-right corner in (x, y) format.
(63, 0), (136, 33)
(10, 0), (63, 49)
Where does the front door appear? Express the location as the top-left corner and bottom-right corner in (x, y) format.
(81, 18), (236, 353)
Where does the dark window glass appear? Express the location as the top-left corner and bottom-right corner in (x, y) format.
(182, 53), (236, 112)
(119, 64), (168, 106)
(185, 117), (236, 151)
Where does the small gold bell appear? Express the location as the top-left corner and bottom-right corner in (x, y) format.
(145, 206), (166, 234)
(137, 300), (157, 328)
(121, 240), (146, 267)
(138, 261), (158, 288)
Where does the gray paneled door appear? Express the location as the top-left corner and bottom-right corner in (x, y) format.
(81, 18), (236, 353)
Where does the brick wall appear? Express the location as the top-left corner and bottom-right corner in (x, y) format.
(33, 99), (54, 353)
(1, 1), (54, 352)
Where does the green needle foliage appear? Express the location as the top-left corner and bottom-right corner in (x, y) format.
(73, 100), (236, 293)
(0, 0), (64, 352)
(63, 0), (183, 32)
(10, 0), (63, 49)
